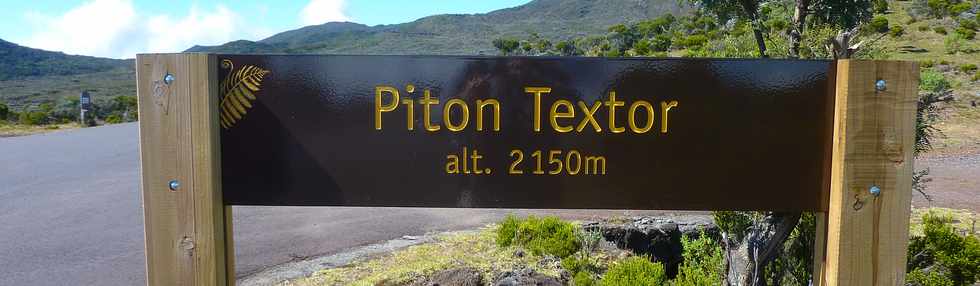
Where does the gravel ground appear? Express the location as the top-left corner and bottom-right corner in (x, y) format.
(913, 149), (980, 212)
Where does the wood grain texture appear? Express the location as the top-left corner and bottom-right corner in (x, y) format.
(138, 53), (231, 286)
(822, 60), (917, 285)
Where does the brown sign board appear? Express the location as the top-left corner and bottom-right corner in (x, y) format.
(217, 55), (835, 211)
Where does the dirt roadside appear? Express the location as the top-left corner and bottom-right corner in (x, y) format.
(913, 148), (980, 213)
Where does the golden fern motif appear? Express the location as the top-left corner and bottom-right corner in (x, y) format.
(219, 59), (270, 129)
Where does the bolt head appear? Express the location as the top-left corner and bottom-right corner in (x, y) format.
(869, 185), (881, 197)
(168, 180), (180, 191)
(163, 73), (175, 85)
(875, 79), (886, 91)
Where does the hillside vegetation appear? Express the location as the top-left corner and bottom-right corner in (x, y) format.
(187, 0), (689, 55)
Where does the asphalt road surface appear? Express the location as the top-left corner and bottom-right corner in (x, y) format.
(0, 123), (669, 285)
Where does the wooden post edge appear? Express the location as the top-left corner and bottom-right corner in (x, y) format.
(815, 60), (918, 286)
(137, 53), (233, 286)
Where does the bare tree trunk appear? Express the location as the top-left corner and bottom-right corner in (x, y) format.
(737, 0), (769, 58)
(788, 0), (810, 58)
(723, 212), (802, 286)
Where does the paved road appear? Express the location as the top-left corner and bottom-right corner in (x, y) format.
(0, 123), (670, 285)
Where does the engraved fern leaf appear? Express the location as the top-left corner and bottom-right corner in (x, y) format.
(219, 59), (270, 129)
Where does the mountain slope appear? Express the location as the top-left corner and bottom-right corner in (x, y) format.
(188, 0), (689, 55)
(0, 39), (131, 81)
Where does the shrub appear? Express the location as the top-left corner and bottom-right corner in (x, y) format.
(920, 69), (951, 92)
(954, 27), (976, 39)
(600, 256), (666, 286)
(496, 214), (521, 247)
(677, 34), (708, 48)
(874, 0), (890, 13)
(574, 271), (598, 286)
(673, 231), (725, 286)
(927, 0), (952, 17)
(921, 60), (935, 68)
(949, 2), (972, 15)
(0, 102), (9, 121)
(919, 25), (932, 31)
(870, 16), (891, 33)
(105, 114), (123, 124)
(906, 212), (980, 286)
(18, 110), (48, 125)
(907, 269), (956, 286)
(959, 63), (978, 73)
(891, 25), (907, 37)
(495, 215), (580, 258)
(961, 20), (978, 31)
(935, 26), (948, 34)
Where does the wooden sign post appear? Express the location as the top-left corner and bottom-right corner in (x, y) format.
(136, 53), (917, 286)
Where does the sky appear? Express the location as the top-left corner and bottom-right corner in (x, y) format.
(0, 0), (531, 59)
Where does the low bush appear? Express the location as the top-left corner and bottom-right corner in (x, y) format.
(870, 16), (891, 33)
(0, 102), (9, 121)
(955, 27), (976, 39)
(920, 69), (951, 92)
(496, 215), (580, 258)
(949, 2), (972, 16)
(891, 25), (907, 37)
(919, 25), (932, 31)
(935, 26), (948, 35)
(921, 60), (935, 68)
(600, 256), (666, 286)
(672, 231), (725, 286)
(959, 63), (978, 74)
(906, 212), (980, 286)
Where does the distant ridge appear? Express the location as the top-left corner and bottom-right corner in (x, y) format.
(187, 0), (689, 55)
(0, 39), (130, 81)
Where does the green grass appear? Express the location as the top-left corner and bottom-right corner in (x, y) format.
(878, 0), (980, 154)
(911, 208), (978, 237)
(0, 122), (81, 137)
(290, 227), (564, 286)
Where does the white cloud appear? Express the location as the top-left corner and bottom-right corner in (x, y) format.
(300, 0), (349, 26)
(20, 0), (268, 59)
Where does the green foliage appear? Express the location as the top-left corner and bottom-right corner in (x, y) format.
(600, 256), (666, 286)
(677, 34), (709, 48)
(890, 25), (907, 37)
(919, 24), (932, 31)
(921, 60), (935, 68)
(713, 211), (754, 241)
(906, 212), (980, 286)
(0, 102), (9, 121)
(927, 0), (953, 17)
(917, 69), (954, 155)
(493, 38), (521, 56)
(105, 114), (123, 124)
(954, 27), (976, 39)
(934, 26), (948, 34)
(495, 215), (580, 258)
(944, 34), (967, 54)
(959, 63), (978, 73)
(574, 270), (598, 286)
(949, 2), (973, 15)
(563, 255), (602, 278)
(873, 0), (890, 14)
(870, 16), (891, 33)
(672, 231), (724, 286)
(920, 69), (951, 93)
(907, 269), (956, 286)
(18, 110), (48, 125)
